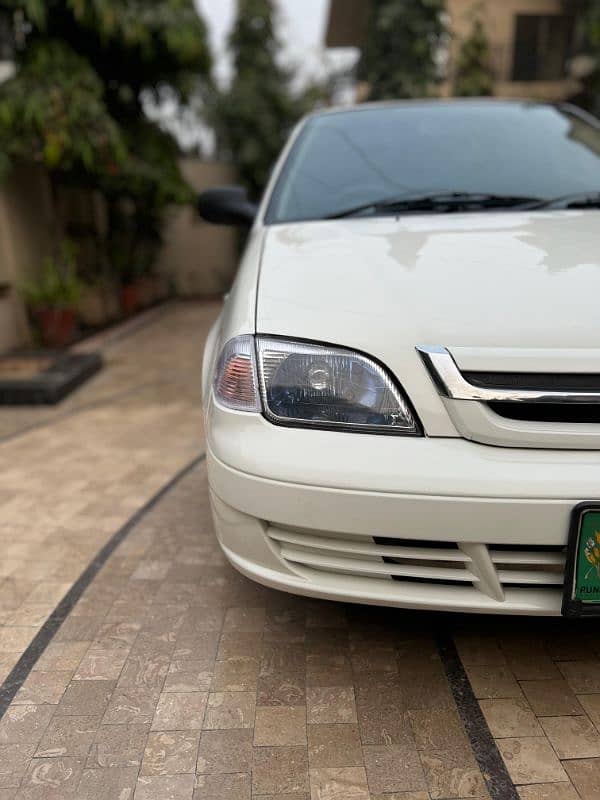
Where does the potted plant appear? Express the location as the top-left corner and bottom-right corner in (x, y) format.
(21, 243), (82, 348)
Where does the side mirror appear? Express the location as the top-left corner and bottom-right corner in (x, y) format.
(197, 186), (258, 226)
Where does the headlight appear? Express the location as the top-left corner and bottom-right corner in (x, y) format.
(213, 335), (420, 435)
(257, 337), (420, 434)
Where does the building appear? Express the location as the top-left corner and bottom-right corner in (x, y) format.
(326, 0), (586, 102)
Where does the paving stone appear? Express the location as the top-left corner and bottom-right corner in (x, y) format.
(33, 642), (90, 673)
(151, 693), (208, 731)
(77, 767), (138, 800)
(362, 745), (426, 794)
(454, 636), (506, 666)
(0, 706), (55, 745)
(252, 747), (309, 795)
(480, 698), (543, 738)
(355, 685), (413, 746)
(15, 756), (85, 799)
(212, 658), (259, 692)
(559, 661), (600, 694)
(408, 707), (467, 750)
(86, 723), (149, 768)
(307, 724), (363, 768)
(216, 633), (262, 661)
(309, 767), (370, 800)
(518, 782), (583, 800)
(35, 715), (100, 759)
(419, 744), (486, 799)
(257, 674), (306, 707)
(100, 686), (161, 724)
(465, 665), (522, 700)
(306, 687), (357, 724)
(539, 715), (600, 759)
(196, 730), (253, 774)
(498, 737), (568, 785)
(134, 774), (195, 800)
(193, 772), (250, 800)
(577, 693), (600, 727)
(520, 680), (583, 717)
(0, 744), (36, 789)
(223, 607), (265, 632)
(202, 692), (256, 730)
(140, 730), (200, 776)
(254, 706), (307, 746)
(56, 680), (115, 716)
(564, 758), (600, 800)
(163, 661), (213, 693)
(13, 672), (72, 705)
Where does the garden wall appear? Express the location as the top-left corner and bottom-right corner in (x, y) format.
(0, 166), (57, 352)
(157, 159), (239, 298)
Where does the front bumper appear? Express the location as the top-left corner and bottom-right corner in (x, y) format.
(207, 404), (600, 615)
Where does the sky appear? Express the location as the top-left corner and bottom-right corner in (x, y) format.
(147, 1), (357, 153)
(194, 0), (357, 88)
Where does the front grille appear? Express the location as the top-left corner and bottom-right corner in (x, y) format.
(464, 372), (600, 392)
(266, 525), (566, 602)
(489, 401), (600, 424)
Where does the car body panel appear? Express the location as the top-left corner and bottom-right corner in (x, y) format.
(255, 210), (600, 436)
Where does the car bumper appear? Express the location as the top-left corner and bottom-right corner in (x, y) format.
(207, 404), (600, 616)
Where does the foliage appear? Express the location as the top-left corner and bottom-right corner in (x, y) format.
(580, 0), (600, 116)
(209, 0), (320, 200)
(454, 17), (494, 97)
(21, 240), (82, 308)
(358, 0), (447, 101)
(0, 0), (211, 286)
(0, 40), (125, 176)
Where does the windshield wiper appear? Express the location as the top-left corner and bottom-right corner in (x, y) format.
(529, 191), (600, 210)
(326, 192), (544, 219)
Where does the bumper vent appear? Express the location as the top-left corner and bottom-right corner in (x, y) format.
(267, 525), (565, 604)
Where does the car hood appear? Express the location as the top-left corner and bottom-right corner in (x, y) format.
(257, 210), (600, 352)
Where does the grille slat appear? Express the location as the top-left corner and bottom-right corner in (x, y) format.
(267, 525), (564, 599)
(278, 544), (479, 583)
(269, 528), (471, 562)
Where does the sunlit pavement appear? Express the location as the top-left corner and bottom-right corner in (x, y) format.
(0, 303), (598, 800)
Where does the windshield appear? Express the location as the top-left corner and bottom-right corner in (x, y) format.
(265, 101), (600, 224)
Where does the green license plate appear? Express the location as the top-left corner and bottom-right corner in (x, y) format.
(563, 504), (600, 617)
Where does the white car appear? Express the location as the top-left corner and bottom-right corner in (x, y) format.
(199, 99), (600, 617)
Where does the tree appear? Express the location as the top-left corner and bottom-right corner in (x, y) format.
(209, 0), (319, 201)
(358, 0), (447, 101)
(0, 0), (211, 276)
(453, 17), (494, 97)
(579, 0), (600, 116)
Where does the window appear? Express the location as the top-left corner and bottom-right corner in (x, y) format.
(266, 103), (600, 224)
(512, 15), (575, 81)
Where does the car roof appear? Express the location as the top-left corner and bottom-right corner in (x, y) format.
(306, 97), (566, 121)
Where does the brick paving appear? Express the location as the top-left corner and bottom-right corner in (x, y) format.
(0, 302), (598, 799)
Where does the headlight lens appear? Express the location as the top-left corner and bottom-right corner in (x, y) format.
(256, 336), (420, 435)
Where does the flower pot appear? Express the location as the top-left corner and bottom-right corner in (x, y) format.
(34, 308), (78, 348)
(120, 283), (138, 316)
(79, 286), (108, 328)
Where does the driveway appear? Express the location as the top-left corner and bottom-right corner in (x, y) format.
(0, 303), (597, 800)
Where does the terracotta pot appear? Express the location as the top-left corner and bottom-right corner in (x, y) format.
(79, 287), (107, 328)
(120, 283), (138, 315)
(34, 308), (78, 348)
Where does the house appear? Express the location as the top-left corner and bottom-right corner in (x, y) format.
(326, 0), (586, 101)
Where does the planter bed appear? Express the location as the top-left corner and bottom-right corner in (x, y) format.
(0, 350), (103, 405)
